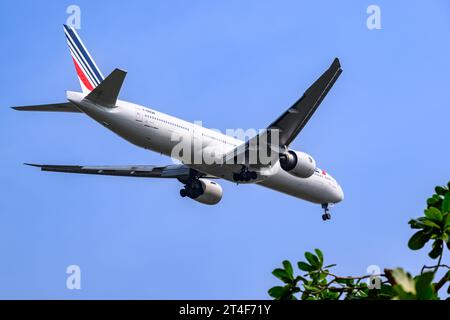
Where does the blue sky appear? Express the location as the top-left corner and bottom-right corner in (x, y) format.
(0, 0), (449, 299)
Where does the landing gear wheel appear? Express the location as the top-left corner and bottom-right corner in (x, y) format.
(321, 204), (331, 221)
(180, 189), (187, 197)
(233, 167), (258, 182)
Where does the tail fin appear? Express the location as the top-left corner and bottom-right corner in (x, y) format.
(63, 24), (104, 94)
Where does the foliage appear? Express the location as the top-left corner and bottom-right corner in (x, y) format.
(408, 183), (450, 262)
(269, 182), (450, 300)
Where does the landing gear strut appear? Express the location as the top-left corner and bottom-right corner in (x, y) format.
(232, 166), (257, 182)
(321, 203), (331, 221)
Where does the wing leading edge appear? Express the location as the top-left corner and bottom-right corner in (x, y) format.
(223, 58), (342, 165)
(24, 163), (217, 180)
(269, 57), (342, 146)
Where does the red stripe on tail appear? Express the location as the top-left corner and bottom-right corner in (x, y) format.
(71, 57), (94, 91)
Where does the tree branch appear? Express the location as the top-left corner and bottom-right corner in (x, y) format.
(421, 264), (450, 274)
(434, 271), (450, 292)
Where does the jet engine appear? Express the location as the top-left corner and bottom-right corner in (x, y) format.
(279, 150), (316, 178)
(180, 178), (223, 205)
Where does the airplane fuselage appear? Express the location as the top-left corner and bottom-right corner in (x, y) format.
(67, 91), (344, 205)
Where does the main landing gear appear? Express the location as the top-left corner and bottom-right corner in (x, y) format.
(232, 166), (257, 182)
(321, 203), (331, 221)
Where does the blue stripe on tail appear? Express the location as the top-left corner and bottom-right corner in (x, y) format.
(63, 25), (104, 84)
(65, 33), (99, 86)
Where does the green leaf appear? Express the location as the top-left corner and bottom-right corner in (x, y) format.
(322, 291), (339, 300)
(409, 218), (426, 229)
(445, 213), (450, 227)
(358, 282), (368, 288)
(414, 272), (434, 299)
(408, 230), (431, 250)
(428, 240), (443, 259)
(268, 286), (287, 299)
(422, 219), (441, 229)
(393, 286), (416, 300)
(380, 284), (394, 298)
(435, 186), (447, 195)
(323, 264), (337, 269)
(314, 248), (324, 264)
(335, 278), (349, 285)
(295, 275), (308, 283)
(303, 284), (319, 292)
(282, 260), (294, 279)
(298, 261), (314, 272)
(304, 252), (321, 269)
(310, 271), (320, 282)
(301, 292), (309, 300)
(272, 268), (291, 283)
(442, 193), (450, 213)
(425, 207), (443, 222)
(346, 278), (355, 286)
(427, 197), (438, 206)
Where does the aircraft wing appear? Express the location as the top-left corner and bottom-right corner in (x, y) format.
(25, 163), (216, 181)
(223, 58), (342, 166)
(12, 102), (82, 113)
(267, 57), (342, 146)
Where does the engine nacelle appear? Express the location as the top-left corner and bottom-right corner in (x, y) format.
(279, 150), (316, 178)
(192, 179), (223, 205)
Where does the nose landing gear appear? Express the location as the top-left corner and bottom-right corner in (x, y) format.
(321, 203), (331, 221)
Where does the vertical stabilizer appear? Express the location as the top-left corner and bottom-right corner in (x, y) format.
(63, 25), (104, 94)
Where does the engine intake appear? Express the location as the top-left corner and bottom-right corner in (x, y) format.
(279, 150), (316, 178)
(180, 178), (223, 205)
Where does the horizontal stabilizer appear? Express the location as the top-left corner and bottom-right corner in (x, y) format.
(12, 102), (82, 113)
(85, 68), (127, 107)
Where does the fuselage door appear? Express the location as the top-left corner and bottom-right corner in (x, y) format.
(135, 107), (143, 122)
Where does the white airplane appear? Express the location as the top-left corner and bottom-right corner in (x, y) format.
(13, 25), (344, 221)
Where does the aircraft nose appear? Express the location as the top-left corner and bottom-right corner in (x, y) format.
(335, 184), (344, 203)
